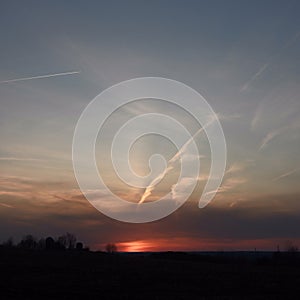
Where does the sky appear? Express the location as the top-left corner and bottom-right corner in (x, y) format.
(0, 0), (300, 251)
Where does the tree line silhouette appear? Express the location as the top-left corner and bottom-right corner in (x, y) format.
(0, 233), (118, 253)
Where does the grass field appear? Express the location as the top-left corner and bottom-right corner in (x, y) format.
(1, 249), (300, 299)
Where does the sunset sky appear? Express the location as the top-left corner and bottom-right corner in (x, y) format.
(0, 0), (300, 251)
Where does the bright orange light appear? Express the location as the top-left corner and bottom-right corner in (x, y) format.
(118, 240), (155, 252)
(117, 238), (205, 252)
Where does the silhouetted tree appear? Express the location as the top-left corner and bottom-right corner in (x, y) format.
(2, 237), (14, 248)
(38, 238), (46, 250)
(45, 237), (55, 250)
(65, 232), (77, 250)
(105, 243), (118, 253)
(53, 233), (76, 250)
(76, 242), (83, 250)
(285, 240), (299, 252)
(1, 233), (86, 252)
(19, 235), (37, 249)
(57, 235), (67, 249)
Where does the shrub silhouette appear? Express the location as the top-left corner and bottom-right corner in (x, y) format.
(45, 237), (55, 250)
(38, 238), (46, 249)
(65, 232), (77, 250)
(2, 237), (14, 248)
(76, 242), (83, 250)
(19, 235), (37, 249)
(285, 240), (299, 252)
(57, 235), (67, 248)
(105, 243), (118, 253)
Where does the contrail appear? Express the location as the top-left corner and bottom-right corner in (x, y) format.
(259, 126), (287, 151)
(241, 31), (300, 92)
(0, 71), (80, 84)
(240, 63), (269, 92)
(0, 157), (44, 162)
(272, 168), (299, 182)
(138, 116), (217, 204)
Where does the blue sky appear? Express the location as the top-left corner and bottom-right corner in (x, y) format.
(0, 0), (299, 250)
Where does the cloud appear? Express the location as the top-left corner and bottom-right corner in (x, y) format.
(203, 160), (252, 199)
(0, 71), (80, 84)
(216, 113), (242, 121)
(259, 126), (289, 150)
(205, 177), (247, 197)
(139, 115), (218, 204)
(251, 97), (269, 131)
(251, 90), (300, 151)
(251, 85), (300, 135)
(241, 31), (300, 93)
(272, 168), (299, 182)
(171, 177), (196, 204)
(0, 157), (44, 162)
(1, 172), (300, 251)
(0, 203), (14, 208)
(226, 161), (252, 175)
(240, 63), (269, 92)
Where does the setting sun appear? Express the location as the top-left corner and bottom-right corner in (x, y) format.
(118, 240), (156, 252)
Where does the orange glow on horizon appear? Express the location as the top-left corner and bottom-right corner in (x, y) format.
(111, 237), (300, 253)
(117, 238), (206, 252)
(118, 240), (156, 252)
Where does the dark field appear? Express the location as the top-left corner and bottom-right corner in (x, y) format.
(1, 249), (300, 299)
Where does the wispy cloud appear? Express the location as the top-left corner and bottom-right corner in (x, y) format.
(205, 177), (247, 196)
(259, 128), (285, 150)
(204, 160), (251, 199)
(0, 71), (80, 84)
(240, 63), (269, 92)
(258, 120), (300, 150)
(241, 31), (300, 93)
(226, 161), (252, 175)
(251, 96), (269, 131)
(0, 157), (44, 162)
(138, 116), (217, 204)
(252, 90), (300, 151)
(251, 88), (299, 132)
(171, 177), (196, 204)
(0, 203), (14, 208)
(272, 168), (299, 182)
(138, 164), (173, 204)
(216, 113), (241, 121)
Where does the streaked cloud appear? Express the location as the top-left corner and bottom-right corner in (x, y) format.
(240, 63), (269, 92)
(259, 127), (285, 150)
(272, 168), (299, 182)
(241, 31), (300, 93)
(0, 157), (44, 162)
(226, 161), (253, 175)
(139, 116), (217, 204)
(0, 203), (14, 208)
(0, 71), (80, 84)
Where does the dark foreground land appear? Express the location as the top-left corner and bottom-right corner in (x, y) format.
(1, 249), (300, 299)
